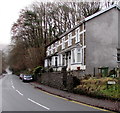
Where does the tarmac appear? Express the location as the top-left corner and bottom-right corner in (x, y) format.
(30, 82), (120, 112)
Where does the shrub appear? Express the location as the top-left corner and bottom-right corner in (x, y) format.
(32, 66), (43, 81)
(109, 69), (117, 78)
(49, 67), (54, 72)
(73, 77), (120, 100)
(73, 76), (80, 87)
(33, 66), (43, 75)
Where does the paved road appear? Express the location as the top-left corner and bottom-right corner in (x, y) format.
(1, 74), (110, 112)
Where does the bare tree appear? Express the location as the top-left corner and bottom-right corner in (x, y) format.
(9, 1), (101, 73)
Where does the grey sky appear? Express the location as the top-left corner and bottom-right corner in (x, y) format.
(0, 0), (39, 44)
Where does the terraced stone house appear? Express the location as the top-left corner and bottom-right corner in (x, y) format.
(44, 4), (120, 76)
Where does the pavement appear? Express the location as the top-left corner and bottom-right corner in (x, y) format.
(0, 74), (5, 79)
(30, 81), (120, 112)
(2, 74), (111, 112)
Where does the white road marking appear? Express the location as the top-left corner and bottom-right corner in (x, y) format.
(12, 85), (15, 89)
(11, 80), (15, 89)
(16, 90), (23, 96)
(11, 80), (13, 85)
(27, 98), (50, 110)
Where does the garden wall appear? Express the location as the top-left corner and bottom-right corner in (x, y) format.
(37, 72), (64, 90)
(37, 71), (81, 91)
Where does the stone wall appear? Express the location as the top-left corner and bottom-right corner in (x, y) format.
(38, 72), (64, 90)
(37, 71), (82, 91)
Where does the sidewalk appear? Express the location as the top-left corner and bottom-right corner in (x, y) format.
(0, 74), (5, 79)
(30, 82), (120, 112)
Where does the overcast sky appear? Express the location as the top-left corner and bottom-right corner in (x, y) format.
(0, 0), (43, 45)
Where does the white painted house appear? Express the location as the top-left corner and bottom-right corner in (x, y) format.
(44, 4), (120, 75)
(45, 20), (86, 71)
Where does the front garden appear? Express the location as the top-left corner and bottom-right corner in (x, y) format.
(73, 77), (120, 100)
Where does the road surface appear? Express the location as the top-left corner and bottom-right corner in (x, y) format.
(1, 74), (111, 112)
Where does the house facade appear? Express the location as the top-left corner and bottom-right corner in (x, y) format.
(44, 5), (120, 76)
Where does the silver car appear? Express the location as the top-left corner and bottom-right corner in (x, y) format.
(22, 75), (33, 82)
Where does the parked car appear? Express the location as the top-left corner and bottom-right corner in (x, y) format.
(22, 75), (33, 82)
(19, 74), (24, 79)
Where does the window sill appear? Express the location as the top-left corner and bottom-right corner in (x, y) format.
(75, 41), (80, 44)
(71, 63), (82, 65)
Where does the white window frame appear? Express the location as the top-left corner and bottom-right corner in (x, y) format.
(71, 49), (75, 64)
(47, 47), (49, 51)
(77, 47), (82, 63)
(75, 28), (80, 43)
(51, 44), (53, 54)
(62, 37), (65, 49)
(59, 40), (61, 46)
(68, 33), (72, 46)
(47, 51), (49, 56)
(44, 59), (48, 67)
(58, 55), (61, 66)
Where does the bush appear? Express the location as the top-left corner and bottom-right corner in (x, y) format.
(109, 69), (117, 78)
(48, 67), (53, 72)
(73, 77), (120, 100)
(33, 66), (43, 75)
(32, 66), (43, 81)
(73, 76), (80, 88)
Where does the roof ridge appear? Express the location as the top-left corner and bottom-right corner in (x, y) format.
(85, 4), (119, 22)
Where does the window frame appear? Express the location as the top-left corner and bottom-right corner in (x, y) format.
(117, 53), (120, 62)
(75, 28), (80, 43)
(77, 47), (82, 63)
(68, 33), (72, 46)
(71, 49), (75, 64)
(62, 37), (65, 49)
(51, 44), (53, 54)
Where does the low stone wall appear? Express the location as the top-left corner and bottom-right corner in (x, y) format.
(37, 70), (82, 91)
(38, 72), (64, 90)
